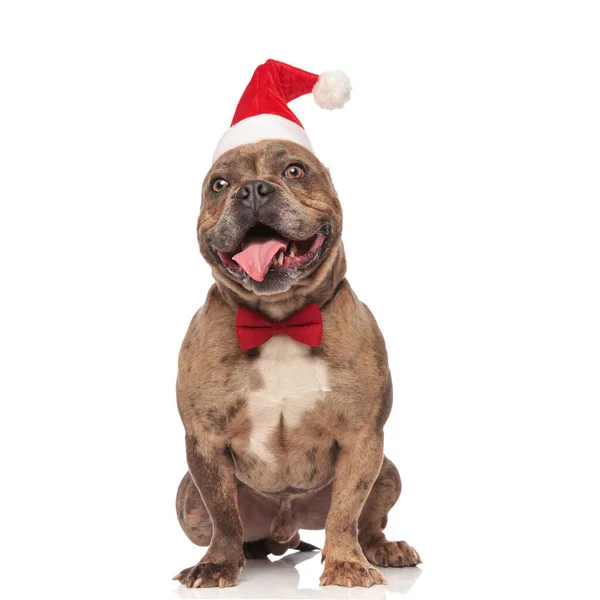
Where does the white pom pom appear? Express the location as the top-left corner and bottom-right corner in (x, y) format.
(313, 70), (352, 110)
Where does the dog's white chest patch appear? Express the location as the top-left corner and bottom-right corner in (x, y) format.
(245, 336), (330, 463)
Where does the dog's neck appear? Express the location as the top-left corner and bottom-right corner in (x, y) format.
(215, 242), (347, 321)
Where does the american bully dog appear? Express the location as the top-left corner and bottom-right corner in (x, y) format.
(173, 136), (421, 588)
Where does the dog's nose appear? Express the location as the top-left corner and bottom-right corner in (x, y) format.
(235, 180), (274, 211)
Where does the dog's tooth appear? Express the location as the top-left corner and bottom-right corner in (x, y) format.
(277, 251), (284, 266)
(289, 242), (297, 258)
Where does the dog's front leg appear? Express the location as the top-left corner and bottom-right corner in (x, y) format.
(320, 433), (387, 588)
(173, 433), (245, 588)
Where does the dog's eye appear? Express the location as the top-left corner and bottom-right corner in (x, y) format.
(211, 179), (229, 193)
(284, 164), (305, 179)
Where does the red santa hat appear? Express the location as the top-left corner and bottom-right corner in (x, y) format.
(213, 59), (351, 162)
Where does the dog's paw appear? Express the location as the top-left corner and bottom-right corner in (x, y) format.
(363, 539), (422, 567)
(319, 559), (386, 587)
(172, 561), (242, 588)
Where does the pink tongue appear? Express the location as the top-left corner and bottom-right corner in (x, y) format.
(232, 238), (286, 282)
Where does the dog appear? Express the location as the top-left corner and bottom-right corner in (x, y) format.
(172, 138), (421, 588)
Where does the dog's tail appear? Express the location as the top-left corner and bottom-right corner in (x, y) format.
(295, 540), (320, 552)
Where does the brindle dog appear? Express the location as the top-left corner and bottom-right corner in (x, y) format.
(173, 139), (420, 588)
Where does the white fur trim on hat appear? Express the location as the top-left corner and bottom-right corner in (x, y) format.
(313, 71), (352, 110)
(212, 114), (314, 162)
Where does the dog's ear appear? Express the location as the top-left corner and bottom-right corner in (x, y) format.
(325, 167), (337, 193)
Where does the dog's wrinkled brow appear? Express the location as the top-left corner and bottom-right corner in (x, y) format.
(210, 159), (243, 175)
(268, 149), (291, 163)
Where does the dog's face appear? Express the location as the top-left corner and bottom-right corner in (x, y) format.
(198, 140), (342, 296)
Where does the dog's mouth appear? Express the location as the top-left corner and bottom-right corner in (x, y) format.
(215, 224), (327, 282)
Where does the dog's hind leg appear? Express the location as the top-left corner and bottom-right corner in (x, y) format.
(176, 471), (214, 546)
(358, 456), (421, 567)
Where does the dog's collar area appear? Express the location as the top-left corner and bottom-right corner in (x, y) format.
(231, 279), (345, 349)
(320, 279), (346, 311)
(235, 303), (323, 351)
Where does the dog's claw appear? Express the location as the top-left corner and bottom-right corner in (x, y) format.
(174, 560), (242, 588)
(320, 559), (386, 587)
(362, 540), (421, 567)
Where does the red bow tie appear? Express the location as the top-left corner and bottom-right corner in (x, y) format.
(235, 303), (323, 351)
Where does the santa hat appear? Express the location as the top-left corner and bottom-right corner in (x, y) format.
(213, 59), (351, 162)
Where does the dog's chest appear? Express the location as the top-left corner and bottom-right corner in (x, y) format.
(244, 336), (330, 462)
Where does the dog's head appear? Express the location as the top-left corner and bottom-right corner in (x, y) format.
(198, 139), (343, 298)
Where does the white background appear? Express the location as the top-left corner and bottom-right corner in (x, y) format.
(1, 1), (599, 599)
